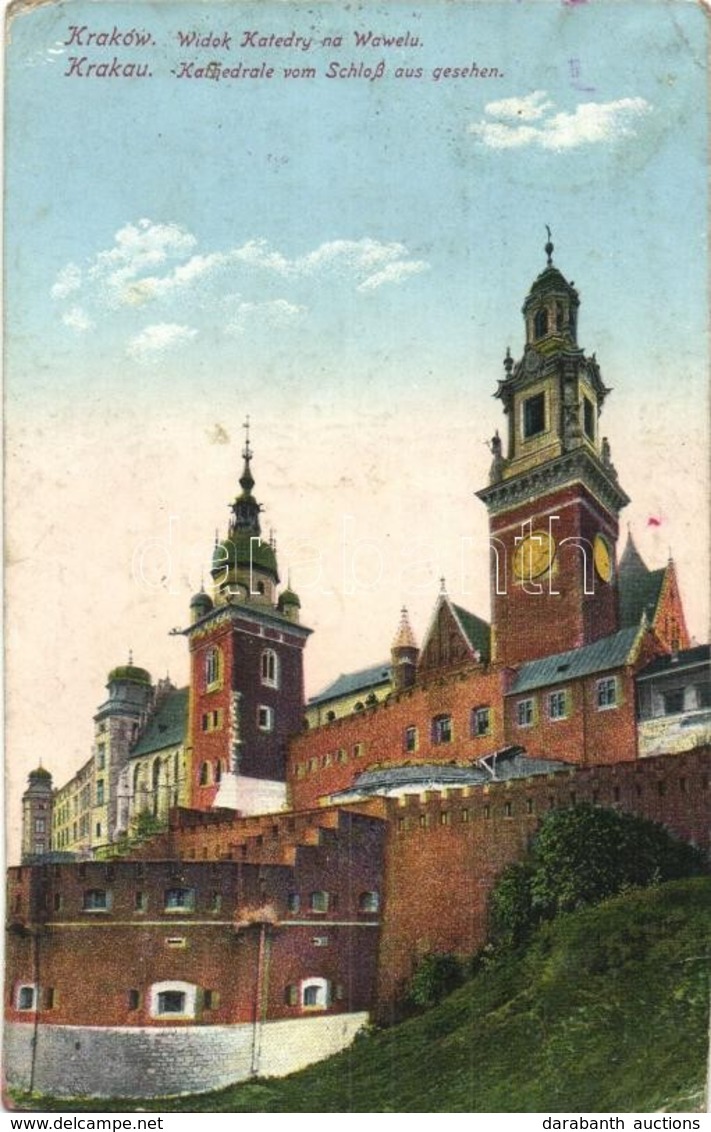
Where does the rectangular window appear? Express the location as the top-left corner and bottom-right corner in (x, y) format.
(285, 984), (299, 1007)
(157, 990), (186, 1014)
(596, 677), (618, 710)
(517, 698), (535, 727)
(432, 715), (452, 744)
(128, 989), (140, 1011)
(404, 726), (418, 752)
(44, 988), (56, 1010)
(203, 989), (218, 1010)
(96, 780), (104, 806)
(523, 392), (546, 439)
(353, 743), (364, 758)
(548, 690), (568, 721)
(583, 396), (595, 441)
(96, 744), (106, 771)
(135, 891), (147, 912)
(83, 889), (110, 912)
(472, 707), (491, 737)
(35, 818), (45, 834)
(287, 892), (300, 913)
(164, 888), (195, 912)
(257, 705), (274, 732)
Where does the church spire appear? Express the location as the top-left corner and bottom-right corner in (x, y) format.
(230, 416), (262, 538)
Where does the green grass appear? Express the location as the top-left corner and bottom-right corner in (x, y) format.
(15, 878), (711, 1113)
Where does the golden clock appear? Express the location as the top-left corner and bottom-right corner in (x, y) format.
(593, 534), (613, 582)
(513, 530), (556, 580)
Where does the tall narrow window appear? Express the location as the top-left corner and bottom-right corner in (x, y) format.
(583, 396), (595, 441)
(261, 649), (279, 688)
(205, 646), (222, 690)
(534, 308), (548, 338)
(523, 393), (546, 439)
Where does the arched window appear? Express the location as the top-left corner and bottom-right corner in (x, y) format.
(310, 890), (329, 913)
(199, 761), (211, 787)
(149, 981), (197, 1018)
(358, 891), (379, 913)
(205, 646), (222, 689)
(261, 648), (279, 688)
(214, 760), (222, 784)
(301, 978), (329, 1010)
(534, 308), (548, 338)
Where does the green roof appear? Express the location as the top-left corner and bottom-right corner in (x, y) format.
(309, 662), (391, 706)
(211, 532), (279, 580)
(509, 627), (640, 695)
(108, 664), (152, 686)
(619, 566), (665, 629)
(451, 603), (490, 660)
(131, 687), (188, 757)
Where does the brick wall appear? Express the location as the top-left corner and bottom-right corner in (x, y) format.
(374, 745), (711, 1015)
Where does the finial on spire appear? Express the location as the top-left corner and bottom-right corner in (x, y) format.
(242, 414), (252, 462)
(545, 225), (554, 266)
(392, 606), (418, 651)
(503, 346), (513, 376)
(440, 576), (447, 594)
(128, 648), (133, 665)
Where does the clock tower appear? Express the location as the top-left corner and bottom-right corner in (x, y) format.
(477, 235), (629, 666)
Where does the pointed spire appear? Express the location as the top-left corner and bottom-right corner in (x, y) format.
(392, 606), (418, 650)
(439, 576), (447, 595)
(503, 346), (513, 376)
(128, 648), (134, 665)
(619, 528), (648, 576)
(239, 415), (255, 494)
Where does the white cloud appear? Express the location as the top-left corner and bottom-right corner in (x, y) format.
(127, 323), (197, 361)
(62, 306), (93, 332)
(484, 91), (554, 122)
(226, 297), (306, 335)
(358, 259), (428, 292)
(469, 94), (652, 151)
(52, 263), (82, 299)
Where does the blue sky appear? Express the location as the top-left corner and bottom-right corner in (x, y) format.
(5, 0), (708, 854)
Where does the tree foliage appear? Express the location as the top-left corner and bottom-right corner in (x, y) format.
(489, 804), (706, 950)
(407, 952), (465, 1010)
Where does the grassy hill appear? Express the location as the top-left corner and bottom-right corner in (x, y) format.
(19, 877), (711, 1113)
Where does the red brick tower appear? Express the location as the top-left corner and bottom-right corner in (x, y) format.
(477, 234), (629, 666)
(185, 421), (311, 813)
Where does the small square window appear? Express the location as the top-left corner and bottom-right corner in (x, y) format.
(83, 888), (110, 912)
(157, 990), (186, 1014)
(164, 887), (195, 912)
(359, 891), (379, 913)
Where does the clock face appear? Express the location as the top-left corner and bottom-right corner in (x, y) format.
(513, 530), (556, 580)
(593, 534), (613, 583)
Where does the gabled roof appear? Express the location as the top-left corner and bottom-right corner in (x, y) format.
(636, 643), (710, 681)
(130, 687), (188, 757)
(451, 603), (490, 659)
(509, 626), (641, 695)
(308, 662), (391, 706)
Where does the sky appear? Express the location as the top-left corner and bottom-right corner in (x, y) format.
(4, 0), (709, 861)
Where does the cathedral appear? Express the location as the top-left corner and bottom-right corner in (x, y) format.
(8, 240), (711, 1100)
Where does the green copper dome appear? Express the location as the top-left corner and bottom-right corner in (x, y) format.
(30, 765), (52, 780)
(212, 532), (279, 581)
(279, 586), (301, 609)
(108, 664), (152, 686)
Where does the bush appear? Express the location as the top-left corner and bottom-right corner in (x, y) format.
(488, 804), (706, 950)
(407, 952), (465, 1010)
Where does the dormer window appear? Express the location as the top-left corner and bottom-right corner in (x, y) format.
(534, 308), (548, 339)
